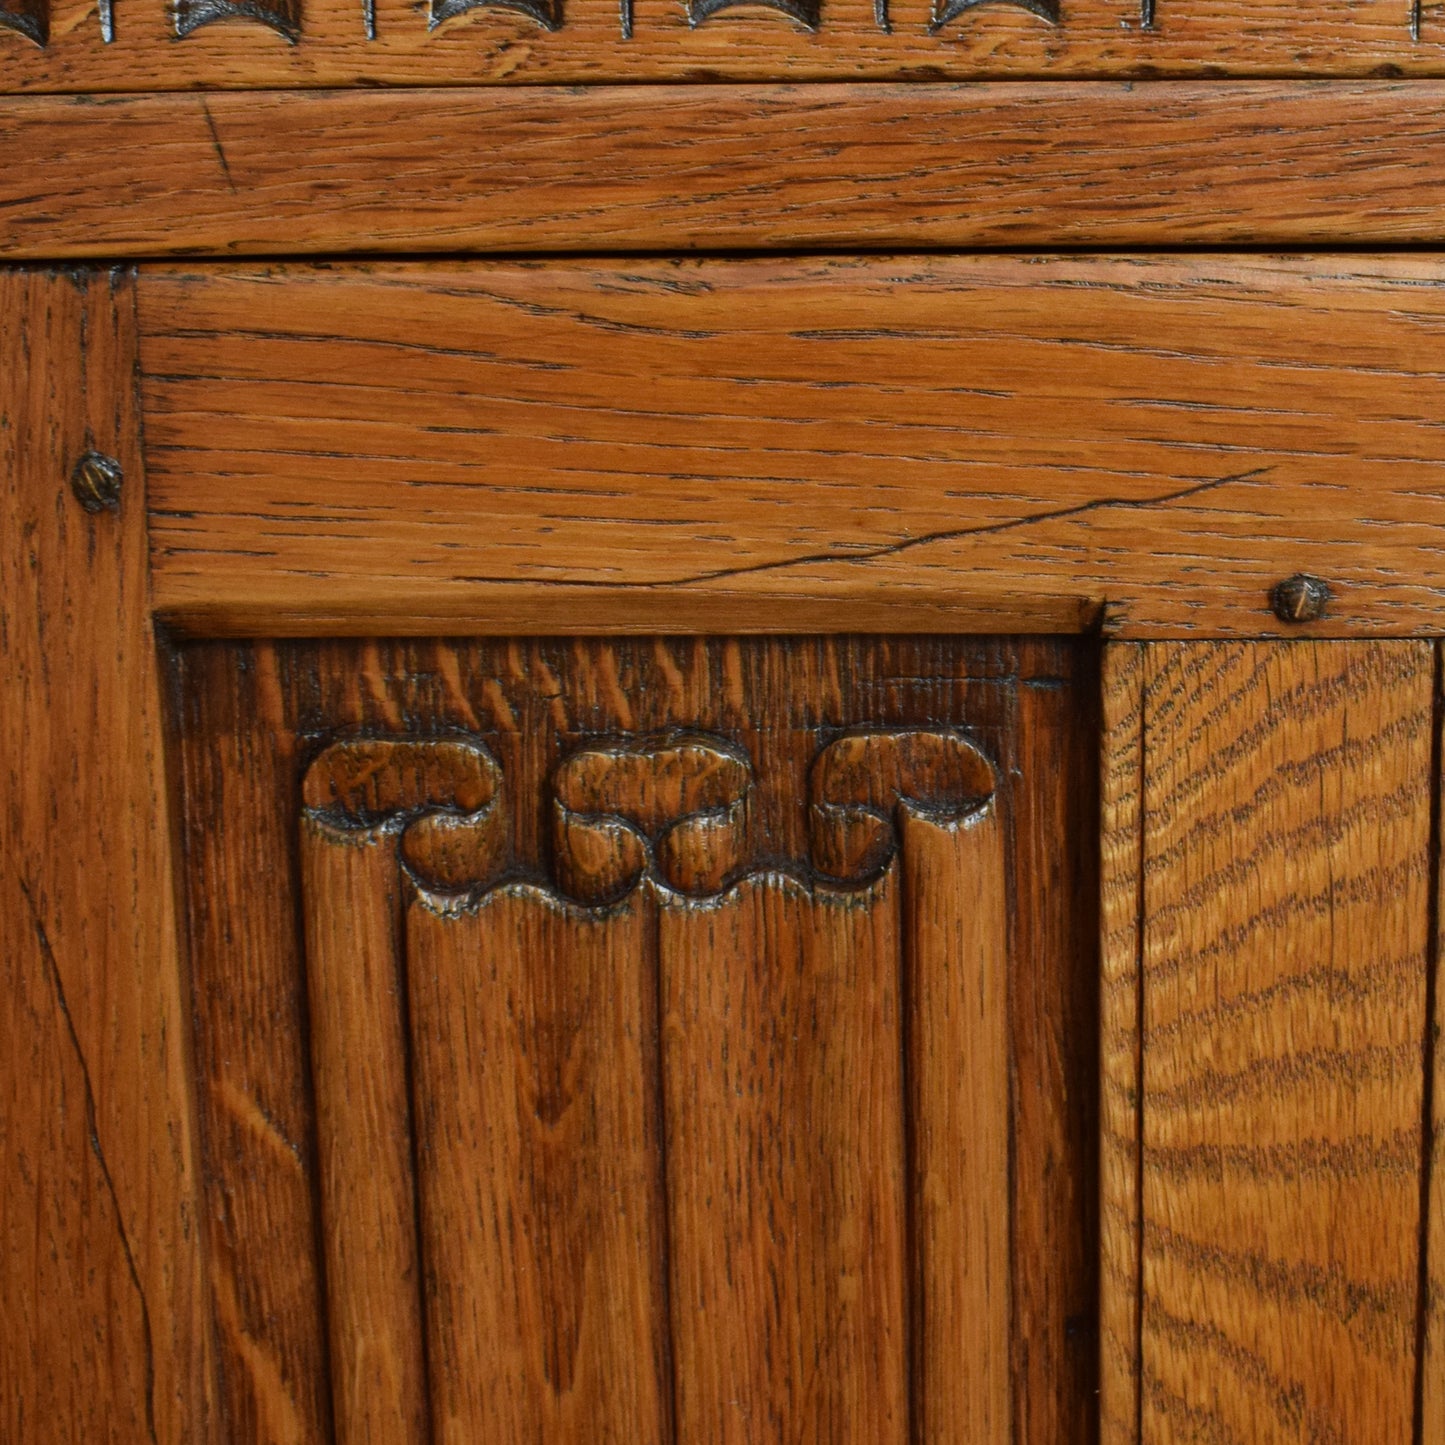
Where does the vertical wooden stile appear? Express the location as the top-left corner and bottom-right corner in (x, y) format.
(0, 270), (212, 1445)
(405, 886), (672, 1444)
(1423, 641), (1445, 1444)
(1099, 644), (1145, 1445)
(1139, 641), (1432, 1443)
(299, 821), (430, 1445)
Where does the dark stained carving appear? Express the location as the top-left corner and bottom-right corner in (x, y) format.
(302, 737), (506, 892)
(688, 0), (820, 27)
(810, 729), (996, 882)
(175, 0), (301, 41)
(430, 0), (561, 32)
(553, 734), (752, 905)
(0, 0), (47, 46)
(931, 0), (1057, 29)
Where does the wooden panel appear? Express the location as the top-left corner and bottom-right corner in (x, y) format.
(1137, 642), (1433, 1442)
(141, 257), (1445, 640)
(174, 642), (334, 1444)
(11, 84), (1445, 259)
(406, 885), (671, 1443)
(1099, 644), (1145, 1445)
(901, 806), (1010, 1442)
(661, 873), (910, 1444)
(0, 272), (211, 1441)
(299, 821), (428, 1445)
(0, 0), (1442, 91)
(171, 635), (1098, 1442)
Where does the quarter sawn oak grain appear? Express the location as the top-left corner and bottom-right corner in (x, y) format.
(139, 256), (1445, 640)
(1138, 642), (1433, 1442)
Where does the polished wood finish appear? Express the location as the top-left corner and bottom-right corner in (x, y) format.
(11, 84), (1445, 259)
(300, 821), (429, 1445)
(661, 873), (911, 1444)
(1137, 641), (1433, 1442)
(170, 634), (1099, 1442)
(0, 0), (1443, 91)
(1425, 644), (1445, 1445)
(138, 257), (1445, 641)
(0, 270), (211, 1442)
(174, 642), (334, 1444)
(1099, 644), (1145, 1445)
(409, 887), (671, 1444)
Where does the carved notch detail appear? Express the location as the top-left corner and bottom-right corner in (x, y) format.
(553, 734), (752, 905)
(687, 0), (821, 30)
(175, 0), (301, 41)
(810, 729), (996, 882)
(0, 0), (47, 46)
(302, 737), (506, 892)
(430, 0), (562, 32)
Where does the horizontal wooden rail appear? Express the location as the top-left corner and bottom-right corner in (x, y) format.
(7, 82), (1445, 257)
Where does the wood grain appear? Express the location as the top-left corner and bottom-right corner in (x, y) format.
(299, 822), (429, 1445)
(170, 634), (1098, 1440)
(902, 806), (1011, 1444)
(139, 256), (1445, 640)
(11, 84), (1445, 259)
(1138, 641), (1433, 1442)
(0, 0), (1442, 91)
(407, 886), (671, 1443)
(175, 642), (334, 1444)
(660, 872), (910, 1444)
(0, 270), (211, 1442)
(1424, 642), (1445, 1445)
(1099, 644), (1145, 1445)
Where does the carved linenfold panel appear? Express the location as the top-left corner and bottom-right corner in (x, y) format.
(174, 0), (301, 40)
(176, 636), (1096, 1440)
(303, 736), (507, 890)
(0, 0), (46, 46)
(553, 733), (751, 903)
(810, 728), (996, 880)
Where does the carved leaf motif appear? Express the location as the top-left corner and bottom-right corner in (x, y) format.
(302, 737), (506, 892)
(810, 728), (996, 881)
(552, 734), (752, 905)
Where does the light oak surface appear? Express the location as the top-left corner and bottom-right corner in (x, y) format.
(138, 256), (1445, 640)
(10, 84), (1445, 259)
